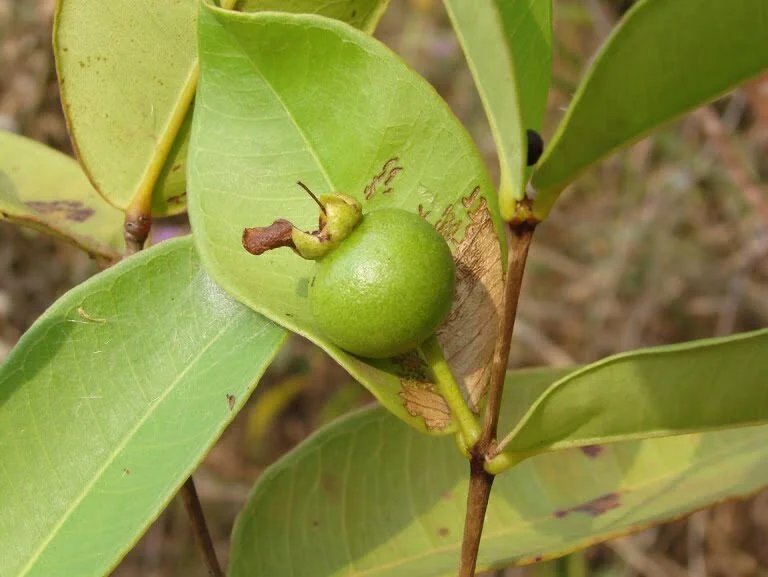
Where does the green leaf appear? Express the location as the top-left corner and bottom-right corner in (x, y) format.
(532, 0), (768, 218)
(503, 328), (768, 455)
(0, 237), (286, 577)
(53, 0), (390, 216)
(188, 6), (506, 434)
(0, 131), (124, 260)
(229, 366), (768, 577)
(442, 0), (552, 218)
(237, 0), (391, 31)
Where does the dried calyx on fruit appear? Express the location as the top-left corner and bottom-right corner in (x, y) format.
(243, 182), (456, 359)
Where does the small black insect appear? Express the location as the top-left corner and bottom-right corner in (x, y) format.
(526, 129), (544, 166)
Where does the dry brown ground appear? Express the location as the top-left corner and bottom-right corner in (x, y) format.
(2, 1), (768, 576)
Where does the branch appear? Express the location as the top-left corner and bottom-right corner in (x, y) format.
(123, 211), (152, 255)
(458, 221), (536, 577)
(181, 477), (225, 577)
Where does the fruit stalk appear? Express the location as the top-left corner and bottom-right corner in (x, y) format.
(418, 335), (481, 448)
(458, 220), (536, 577)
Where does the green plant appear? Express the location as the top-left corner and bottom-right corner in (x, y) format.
(1, 1), (767, 577)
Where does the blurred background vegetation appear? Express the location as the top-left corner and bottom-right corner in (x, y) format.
(2, 0), (768, 575)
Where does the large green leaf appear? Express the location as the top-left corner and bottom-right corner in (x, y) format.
(0, 237), (286, 577)
(532, 0), (768, 218)
(53, 0), (390, 216)
(188, 6), (506, 434)
(230, 367), (768, 577)
(0, 131), (123, 261)
(442, 0), (552, 217)
(502, 329), (768, 455)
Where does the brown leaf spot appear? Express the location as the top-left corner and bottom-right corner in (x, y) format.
(554, 492), (621, 519)
(437, 197), (503, 410)
(227, 394), (236, 410)
(167, 192), (186, 204)
(395, 351), (451, 430)
(434, 204), (462, 245)
(321, 474), (340, 498)
(312, 520), (320, 527)
(437, 528), (449, 537)
(364, 157), (403, 200)
(26, 200), (95, 222)
(122, 468), (131, 476)
(580, 445), (603, 458)
(399, 383), (451, 430)
(242, 219), (294, 255)
(534, 555), (543, 563)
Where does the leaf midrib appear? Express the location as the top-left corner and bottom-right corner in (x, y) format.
(18, 312), (241, 576)
(216, 10), (335, 192)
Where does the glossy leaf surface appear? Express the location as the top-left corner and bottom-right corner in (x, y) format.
(504, 328), (768, 454)
(0, 237), (286, 577)
(532, 0), (768, 217)
(230, 367), (768, 577)
(53, 0), (390, 215)
(443, 0), (552, 216)
(188, 6), (506, 433)
(0, 131), (123, 260)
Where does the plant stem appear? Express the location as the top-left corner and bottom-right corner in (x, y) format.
(418, 335), (482, 448)
(459, 459), (495, 577)
(458, 221), (536, 577)
(181, 477), (225, 577)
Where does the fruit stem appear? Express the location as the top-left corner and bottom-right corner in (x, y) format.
(297, 181), (327, 215)
(418, 335), (481, 449)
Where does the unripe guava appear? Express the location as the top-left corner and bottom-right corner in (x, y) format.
(309, 208), (455, 358)
(242, 185), (456, 359)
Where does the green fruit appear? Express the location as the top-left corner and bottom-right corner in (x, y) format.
(309, 208), (455, 359)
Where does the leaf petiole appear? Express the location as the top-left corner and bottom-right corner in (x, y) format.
(418, 335), (481, 450)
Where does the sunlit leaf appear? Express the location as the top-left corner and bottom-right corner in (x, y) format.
(188, 5), (506, 434)
(0, 131), (123, 260)
(53, 0), (390, 215)
(532, 0), (768, 218)
(504, 328), (768, 454)
(230, 367), (768, 577)
(0, 237), (286, 577)
(443, 0), (552, 217)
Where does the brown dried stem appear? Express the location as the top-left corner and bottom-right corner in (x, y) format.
(458, 221), (536, 577)
(123, 210), (152, 255)
(181, 477), (224, 577)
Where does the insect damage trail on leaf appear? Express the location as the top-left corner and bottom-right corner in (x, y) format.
(395, 350), (452, 430)
(437, 194), (503, 411)
(394, 189), (503, 428)
(364, 156), (403, 200)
